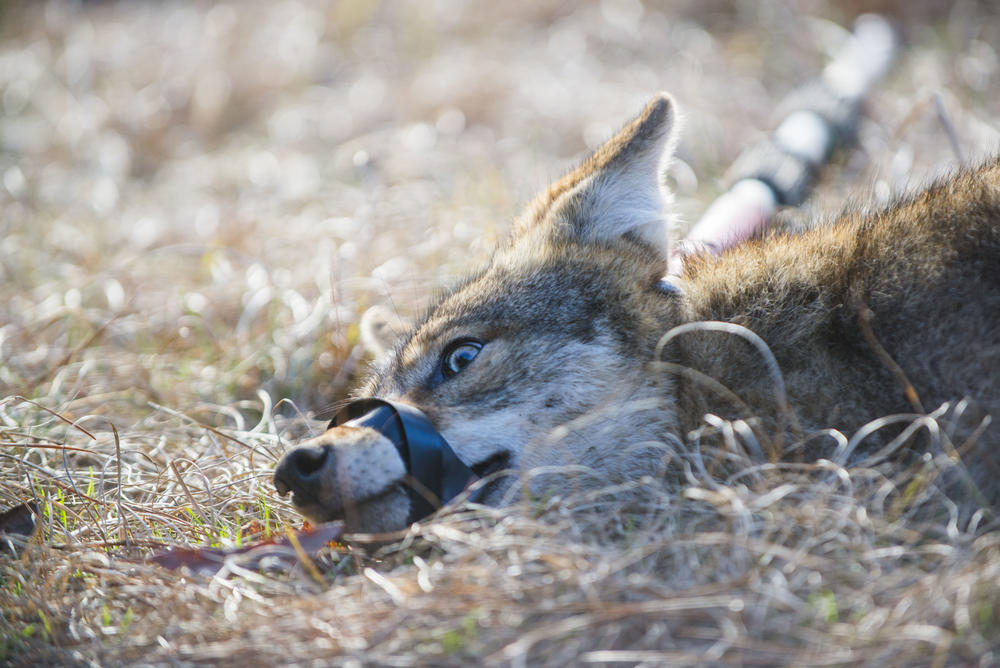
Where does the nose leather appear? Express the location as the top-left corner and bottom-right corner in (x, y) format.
(273, 442), (330, 499)
(332, 399), (481, 524)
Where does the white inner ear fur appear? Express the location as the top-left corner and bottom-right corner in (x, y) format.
(571, 95), (679, 254)
(577, 162), (676, 252)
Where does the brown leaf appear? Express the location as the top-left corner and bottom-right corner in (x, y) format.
(1, 501), (39, 555)
(149, 521), (344, 576)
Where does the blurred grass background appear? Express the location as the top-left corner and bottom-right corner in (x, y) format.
(1, 1), (999, 665)
(1, 0), (997, 419)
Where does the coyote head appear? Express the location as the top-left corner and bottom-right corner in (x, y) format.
(275, 95), (685, 532)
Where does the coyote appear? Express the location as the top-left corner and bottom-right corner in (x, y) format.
(273, 94), (1000, 533)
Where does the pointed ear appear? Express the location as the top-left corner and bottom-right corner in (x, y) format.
(360, 305), (412, 358)
(516, 93), (678, 253)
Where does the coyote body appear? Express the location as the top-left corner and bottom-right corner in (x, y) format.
(275, 94), (1000, 533)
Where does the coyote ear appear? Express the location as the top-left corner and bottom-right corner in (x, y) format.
(360, 305), (413, 358)
(518, 93), (678, 253)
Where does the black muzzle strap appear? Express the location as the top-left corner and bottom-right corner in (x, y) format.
(332, 399), (480, 524)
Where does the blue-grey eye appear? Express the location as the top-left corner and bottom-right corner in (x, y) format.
(441, 339), (483, 378)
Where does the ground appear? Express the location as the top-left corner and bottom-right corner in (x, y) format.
(2, 0), (999, 665)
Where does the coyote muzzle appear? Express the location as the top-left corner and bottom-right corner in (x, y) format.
(273, 399), (481, 528)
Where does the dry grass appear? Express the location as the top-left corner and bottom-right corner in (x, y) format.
(2, 0), (1000, 665)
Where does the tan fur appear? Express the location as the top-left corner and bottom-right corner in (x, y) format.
(275, 94), (1000, 533)
(675, 161), (1000, 443)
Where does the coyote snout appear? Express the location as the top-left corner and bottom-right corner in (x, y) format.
(274, 92), (1000, 534)
(274, 398), (485, 531)
(273, 424), (410, 532)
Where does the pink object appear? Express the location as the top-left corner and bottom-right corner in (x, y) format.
(667, 178), (777, 276)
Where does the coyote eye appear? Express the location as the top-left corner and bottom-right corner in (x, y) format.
(441, 339), (483, 378)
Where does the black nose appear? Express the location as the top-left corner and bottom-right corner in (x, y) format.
(273, 443), (331, 498)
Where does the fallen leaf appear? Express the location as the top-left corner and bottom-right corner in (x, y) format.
(1, 501), (39, 555)
(149, 521), (344, 576)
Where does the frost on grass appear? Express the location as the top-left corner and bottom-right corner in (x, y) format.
(2, 0), (1000, 666)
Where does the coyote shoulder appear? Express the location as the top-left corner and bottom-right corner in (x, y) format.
(274, 94), (1000, 533)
